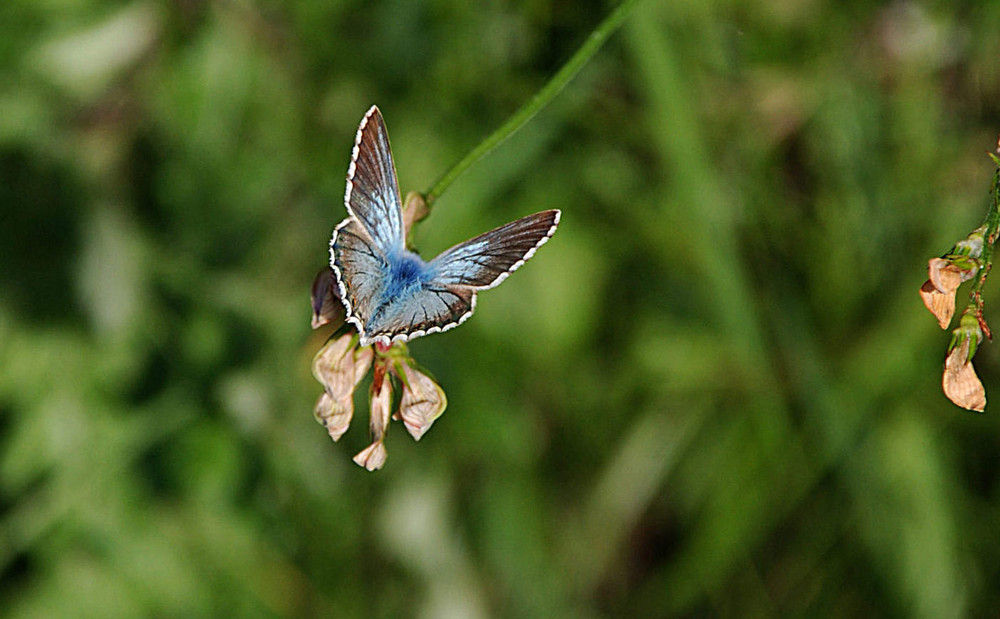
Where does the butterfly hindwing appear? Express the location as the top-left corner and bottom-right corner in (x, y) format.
(331, 218), (389, 336)
(430, 210), (561, 289)
(363, 285), (475, 346)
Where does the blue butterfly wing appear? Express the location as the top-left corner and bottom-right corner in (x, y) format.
(330, 106), (407, 342)
(362, 284), (476, 347)
(330, 218), (389, 339)
(343, 105), (405, 254)
(356, 210), (561, 346)
(334, 218), (460, 347)
(330, 106), (561, 346)
(430, 210), (561, 289)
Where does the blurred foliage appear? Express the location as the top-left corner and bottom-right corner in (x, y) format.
(2, 0), (1000, 616)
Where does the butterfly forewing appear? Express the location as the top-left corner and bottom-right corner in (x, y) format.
(344, 106), (405, 253)
(430, 210), (561, 289)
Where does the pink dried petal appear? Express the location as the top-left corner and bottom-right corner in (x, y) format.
(312, 334), (358, 399)
(352, 379), (393, 471)
(311, 267), (345, 329)
(402, 191), (429, 237)
(311, 334), (372, 442)
(943, 342), (986, 412)
(353, 441), (387, 471)
(927, 258), (964, 294)
(353, 346), (374, 385)
(314, 391), (353, 441)
(396, 363), (447, 440)
(919, 279), (956, 330)
(369, 376), (392, 443)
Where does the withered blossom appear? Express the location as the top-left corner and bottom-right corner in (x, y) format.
(312, 334), (373, 441)
(353, 368), (392, 470)
(311, 331), (448, 470)
(401, 191), (429, 240)
(919, 257), (980, 329)
(942, 315), (986, 412)
(921, 152), (1000, 413)
(919, 226), (985, 329)
(311, 267), (345, 330)
(394, 361), (447, 440)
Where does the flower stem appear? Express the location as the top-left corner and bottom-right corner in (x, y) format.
(422, 0), (644, 207)
(962, 158), (1000, 331)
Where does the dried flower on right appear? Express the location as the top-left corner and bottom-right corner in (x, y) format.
(920, 147), (1000, 412)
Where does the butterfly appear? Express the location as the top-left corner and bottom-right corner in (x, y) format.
(329, 106), (560, 348)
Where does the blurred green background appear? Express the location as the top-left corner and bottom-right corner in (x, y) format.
(3, 0), (1000, 616)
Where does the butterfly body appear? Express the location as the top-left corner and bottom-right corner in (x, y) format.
(330, 106), (560, 347)
(387, 250), (432, 296)
(369, 250), (436, 325)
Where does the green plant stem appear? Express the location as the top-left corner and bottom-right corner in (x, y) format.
(423, 0), (644, 207)
(963, 164), (1000, 321)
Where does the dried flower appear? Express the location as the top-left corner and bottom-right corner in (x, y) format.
(402, 191), (429, 239)
(311, 267), (345, 330)
(310, 327), (448, 470)
(942, 314), (986, 412)
(920, 226), (985, 329)
(351, 440), (388, 471)
(312, 333), (372, 441)
(353, 364), (393, 470)
(394, 360), (447, 440)
(919, 256), (980, 329)
(921, 152), (1000, 413)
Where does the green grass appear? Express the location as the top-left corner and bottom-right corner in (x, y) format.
(2, 0), (1000, 616)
